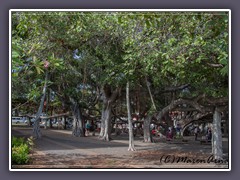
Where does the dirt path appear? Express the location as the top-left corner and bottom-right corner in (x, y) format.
(11, 127), (229, 169)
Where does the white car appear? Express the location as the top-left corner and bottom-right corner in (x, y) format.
(40, 121), (47, 127)
(24, 118), (35, 124)
(12, 117), (25, 124)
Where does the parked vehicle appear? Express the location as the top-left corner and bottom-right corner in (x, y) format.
(40, 121), (46, 127)
(24, 118), (35, 124)
(12, 117), (25, 124)
(30, 120), (46, 127)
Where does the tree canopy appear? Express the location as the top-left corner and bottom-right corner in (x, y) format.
(11, 11), (229, 145)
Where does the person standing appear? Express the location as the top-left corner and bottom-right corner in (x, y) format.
(194, 126), (199, 141)
(85, 122), (91, 136)
(166, 127), (173, 141)
(207, 127), (212, 141)
(176, 124), (181, 139)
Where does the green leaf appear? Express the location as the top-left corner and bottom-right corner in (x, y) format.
(36, 66), (44, 74)
(146, 20), (151, 28)
(196, 57), (201, 63)
(12, 51), (20, 58)
(118, 16), (122, 24)
(54, 63), (60, 66)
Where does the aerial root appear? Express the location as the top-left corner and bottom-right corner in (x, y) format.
(128, 147), (136, 151)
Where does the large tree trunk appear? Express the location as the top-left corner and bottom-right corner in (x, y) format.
(71, 99), (85, 137)
(212, 107), (223, 160)
(143, 115), (153, 143)
(99, 85), (120, 141)
(101, 103), (112, 141)
(126, 82), (136, 151)
(33, 71), (48, 139)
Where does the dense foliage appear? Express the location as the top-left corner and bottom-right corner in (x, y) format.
(11, 11), (229, 135)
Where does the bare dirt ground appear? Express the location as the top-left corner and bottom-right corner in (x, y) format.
(11, 127), (229, 169)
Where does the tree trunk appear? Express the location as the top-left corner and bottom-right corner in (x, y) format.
(136, 85), (140, 115)
(126, 82), (136, 151)
(49, 118), (53, 128)
(33, 71), (48, 139)
(114, 116), (118, 135)
(26, 117), (31, 127)
(99, 106), (106, 137)
(146, 77), (157, 111)
(44, 119), (48, 129)
(71, 99), (85, 137)
(212, 107), (223, 160)
(99, 85), (120, 141)
(63, 116), (66, 130)
(15, 109), (19, 116)
(101, 103), (112, 141)
(143, 115), (153, 143)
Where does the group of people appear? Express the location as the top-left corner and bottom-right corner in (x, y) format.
(85, 120), (213, 142)
(155, 124), (212, 142)
(151, 125), (179, 140)
(194, 126), (212, 141)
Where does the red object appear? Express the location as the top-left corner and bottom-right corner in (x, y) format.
(151, 129), (156, 135)
(44, 60), (50, 68)
(132, 114), (139, 121)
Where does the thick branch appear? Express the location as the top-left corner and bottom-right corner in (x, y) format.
(109, 87), (121, 103)
(207, 63), (224, 68)
(156, 98), (205, 121)
(182, 112), (213, 131)
(40, 112), (70, 119)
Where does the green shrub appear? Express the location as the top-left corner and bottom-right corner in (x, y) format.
(12, 144), (30, 164)
(12, 136), (33, 165)
(12, 136), (25, 147)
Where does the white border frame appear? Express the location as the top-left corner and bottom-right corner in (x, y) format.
(9, 9), (231, 172)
